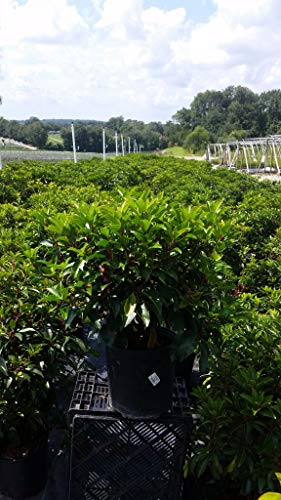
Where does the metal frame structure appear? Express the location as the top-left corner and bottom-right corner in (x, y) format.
(208, 135), (281, 174)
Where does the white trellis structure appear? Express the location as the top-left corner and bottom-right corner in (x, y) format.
(208, 135), (281, 174)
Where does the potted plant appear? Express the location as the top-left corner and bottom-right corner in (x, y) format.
(37, 189), (235, 418)
(0, 254), (86, 498)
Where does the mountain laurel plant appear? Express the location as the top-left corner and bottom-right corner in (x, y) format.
(0, 253), (87, 457)
(34, 189), (236, 366)
(187, 312), (281, 498)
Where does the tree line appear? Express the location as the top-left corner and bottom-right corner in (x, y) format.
(1, 86), (281, 152)
(0, 116), (48, 149)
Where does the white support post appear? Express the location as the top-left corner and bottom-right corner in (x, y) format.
(231, 146), (238, 168)
(102, 128), (106, 161)
(243, 145), (249, 172)
(227, 145), (231, 166)
(121, 134), (125, 156)
(71, 122), (77, 164)
(272, 141), (280, 174)
(251, 143), (257, 163)
(128, 137), (131, 154)
(115, 131), (118, 157)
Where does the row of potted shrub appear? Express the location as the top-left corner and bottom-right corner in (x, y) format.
(0, 188), (236, 497)
(1, 156), (281, 498)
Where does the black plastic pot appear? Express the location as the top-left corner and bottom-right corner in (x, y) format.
(0, 435), (48, 499)
(106, 332), (175, 418)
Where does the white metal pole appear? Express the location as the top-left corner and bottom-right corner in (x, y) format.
(71, 122), (77, 164)
(102, 128), (106, 161)
(115, 131), (118, 157)
(128, 137), (131, 154)
(243, 145), (249, 173)
(272, 141), (280, 174)
(121, 134), (125, 156)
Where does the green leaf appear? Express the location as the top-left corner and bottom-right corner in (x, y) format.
(14, 332), (23, 341)
(73, 337), (87, 352)
(40, 240), (53, 247)
(125, 305), (137, 328)
(226, 456), (237, 473)
(141, 303), (150, 328)
(18, 328), (36, 333)
(199, 343), (209, 374)
(74, 259), (86, 277)
(5, 377), (13, 389)
(124, 293), (137, 327)
(0, 357), (8, 376)
(149, 243), (162, 249)
(66, 309), (78, 328)
(47, 287), (62, 299)
(31, 368), (44, 378)
(124, 293), (137, 315)
(258, 494), (281, 500)
(276, 473), (281, 486)
(176, 329), (198, 360)
(144, 292), (162, 323)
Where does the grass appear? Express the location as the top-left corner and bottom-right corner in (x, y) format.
(0, 144), (29, 151)
(1, 150), (102, 163)
(161, 146), (188, 156)
(47, 133), (64, 146)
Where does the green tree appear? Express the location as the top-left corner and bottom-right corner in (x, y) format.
(259, 90), (281, 135)
(184, 126), (210, 153)
(106, 116), (124, 132)
(23, 121), (48, 148)
(226, 86), (261, 136)
(172, 107), (193, 131)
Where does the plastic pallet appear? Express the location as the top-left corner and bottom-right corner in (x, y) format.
(68, 371), (190, 420)
(68, 371), (191, 500)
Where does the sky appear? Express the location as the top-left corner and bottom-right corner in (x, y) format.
(0, 0), (281, 122)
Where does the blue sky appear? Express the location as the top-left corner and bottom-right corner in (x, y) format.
(1, 0), (281, 122)
(143, 0), (216, 22)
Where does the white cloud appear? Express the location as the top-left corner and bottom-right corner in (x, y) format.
(1, 0), (281, 121)
(213, 0), (274, 23)
(0, 0), (89, 46)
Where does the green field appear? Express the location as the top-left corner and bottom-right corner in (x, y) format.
(47, 133), (64, 146)
(161, 146), (188, 156)
(0, 149), (104, 162)
(0, 143), (31, 151)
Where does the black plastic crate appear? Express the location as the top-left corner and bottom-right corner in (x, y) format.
(68, 371), (191, 500)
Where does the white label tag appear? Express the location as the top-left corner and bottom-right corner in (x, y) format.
(148, 372), (160, 387)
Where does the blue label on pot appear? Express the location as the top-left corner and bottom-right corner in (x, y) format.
(148, 372), (160, 386)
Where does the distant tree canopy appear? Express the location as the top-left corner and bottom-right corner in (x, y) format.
(171, 86), (281, 150)
(0, 116), (48, 148)
(2, 86), (281, 152)
(184, 126), (210, 153)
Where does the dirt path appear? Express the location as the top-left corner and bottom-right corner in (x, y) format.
(0, 137), (37, 150)
(253, 173), (281, 182)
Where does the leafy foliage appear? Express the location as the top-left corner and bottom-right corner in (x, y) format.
(1, 154), (281, 494)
